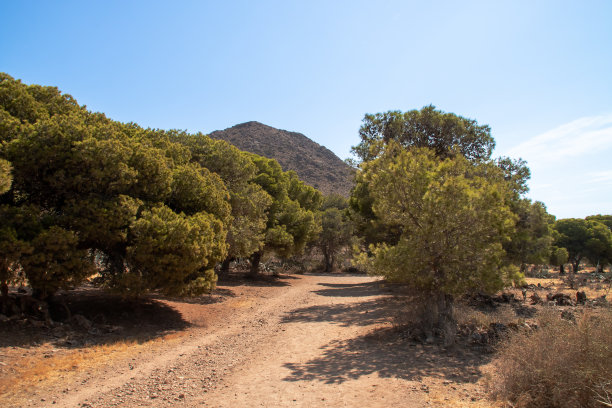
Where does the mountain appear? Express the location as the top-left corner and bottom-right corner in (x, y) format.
(210, 121), (355, 197)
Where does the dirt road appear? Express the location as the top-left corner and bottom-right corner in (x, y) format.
(6, 274), (488, 407)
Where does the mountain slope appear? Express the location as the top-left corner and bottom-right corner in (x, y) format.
(210, 122), (354, 197)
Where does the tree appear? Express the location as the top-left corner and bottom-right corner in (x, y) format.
(0, 159), (11, 194)
(503, 199), (554, 272)
(355, 144), (517, 345)
(351, 105), (495, 163)
(350, 106), (498, 248)
(0, 74), (233, 298)
(496, 157), (531, 198)
(314, 195), (354, 272)
(175, 134), (273, 277)
(248, 155), (321, 276)
(553, 218), (612, 274)
(586, 214), (612, 231)
(20, 226), (93, 300)
(550, 246), (569, 274)
(125, 205), (227, 296)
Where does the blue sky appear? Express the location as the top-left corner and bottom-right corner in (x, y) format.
(1, 0), (611, 219)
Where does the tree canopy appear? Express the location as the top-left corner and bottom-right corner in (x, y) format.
(354, 143), (518, 344)
(247, 155), (322, 275)
(351, 105), (495, 163)
(0, 73), (322, 299)
(554, 218), (612, 273)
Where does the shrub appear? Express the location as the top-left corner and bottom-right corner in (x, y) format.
(487, 309), (612, 407)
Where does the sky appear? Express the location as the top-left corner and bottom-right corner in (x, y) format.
(1, 0), (611, 219)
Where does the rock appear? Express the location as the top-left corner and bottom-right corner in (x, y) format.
(52, 326), (66, 338)
(592, 296), (609, 307)
(561, 310), (575, 322)
(28, 318), (47, 328)
(487, 323), (509, 341)
(72, 314), (92, 330)
(530, 293), (542, 305)
(548, 293), (574, 306)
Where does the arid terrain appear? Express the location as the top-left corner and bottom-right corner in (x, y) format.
(1, 273), (493, 407)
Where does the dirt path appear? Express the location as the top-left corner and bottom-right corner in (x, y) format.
(5, 274), (489, 407)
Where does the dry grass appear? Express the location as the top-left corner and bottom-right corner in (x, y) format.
(0, 331), (186, 398)
(486, 308), (612, 408)
(455, 303), (518, 329)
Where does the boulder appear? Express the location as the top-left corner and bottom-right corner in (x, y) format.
(72, 314), (92, 330)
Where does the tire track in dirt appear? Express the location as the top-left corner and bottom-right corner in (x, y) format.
(17, 274), (427, 407)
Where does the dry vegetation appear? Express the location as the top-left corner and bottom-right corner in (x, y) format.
(487, 309), (612, 408)
(477, 267), (612, 407)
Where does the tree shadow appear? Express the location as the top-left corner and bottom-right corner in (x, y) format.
(313, 281), (389, 297)
(153, 287), (237, 305)
(0, 288), (195, 350)
(283, 328), (491, 385)
(282, 298), (397, 327)
(218, 272), (296, 288)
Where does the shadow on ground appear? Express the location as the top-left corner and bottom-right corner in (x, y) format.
(0, 288), (194, 349)
(283, 298), (397, 327)
(283, 328), (490, 385)
(0, 282), (242, 349)
(284, 278), (490, 385)
(218, 272), (297, 288)
(282, 279), (398, 327)
(313, 281), (389, 298)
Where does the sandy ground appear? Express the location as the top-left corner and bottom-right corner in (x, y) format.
(2, 273), (489, 407)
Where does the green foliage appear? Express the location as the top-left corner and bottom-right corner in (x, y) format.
(181, 134), (257, 190)
(315, 195), (354, 272)
(0, 158), (11, 194)
(0, 227), (29, 296)
(169, 163), (231, 220)
(352, 105), (495, 163)
(504, 199), (554, 269)
(355, 144), (517, 295)
(496, 157), (531, 198)
(180, 135), (273, 261)
(586, 214), (612, 231)
(550, 246), (569, 267)
(20, 226), (93, 300)
(350, 106), (503, 249)
(0, 73), (272, 297)
(245, 154), (321, 273)
(554, 218), (612, 272)
(225, 183), (272, 259)
(125, 205), (226, 296)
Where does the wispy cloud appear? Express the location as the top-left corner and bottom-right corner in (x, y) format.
(587, 170), (612, 184)
(507, 114), (612, 163)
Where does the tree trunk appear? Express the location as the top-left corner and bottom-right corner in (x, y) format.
(218, 257), (232, 280)
(424, 292), (456, 347)
(248, 251), (262, 278)
(1, 280), (8, 315)
(572, 259), (580, 275)
(323, 250), (333, 272)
